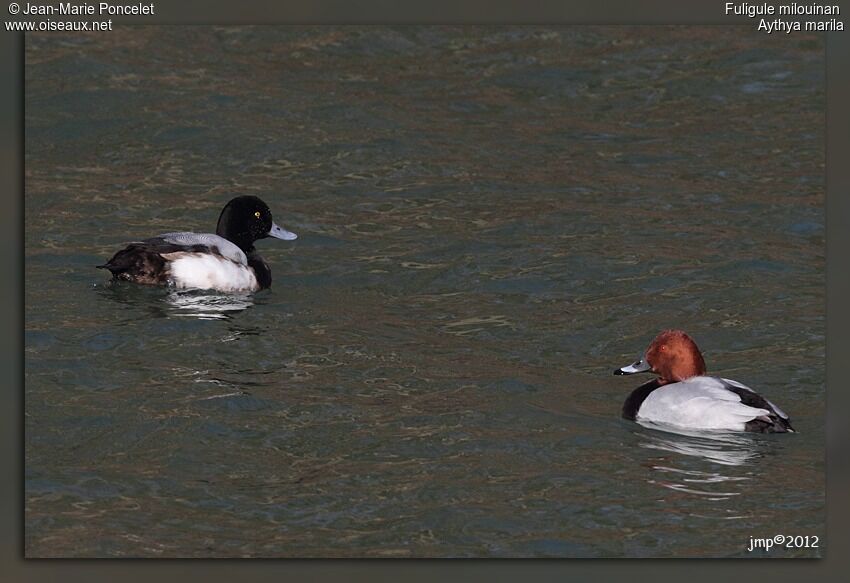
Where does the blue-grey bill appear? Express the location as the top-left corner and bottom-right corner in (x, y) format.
(269, 222), (297, 241)
(614, 356), (652, 375)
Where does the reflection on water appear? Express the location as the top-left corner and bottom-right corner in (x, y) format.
(649, 466), (749, 504)
(637, 422), (763, 466)
(635, 425), (757, 509)
(165, 290), (254, 320)
(94, 282), (255, 320)
(635, 424), (761, 510)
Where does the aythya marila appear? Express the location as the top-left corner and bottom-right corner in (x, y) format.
(98, 196), (297, 292)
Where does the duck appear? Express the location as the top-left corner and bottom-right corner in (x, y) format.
(614, 329), (794, 433)
(98, 196), (297, 292)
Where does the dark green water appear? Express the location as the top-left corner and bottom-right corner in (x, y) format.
(25, 26), (824, 557)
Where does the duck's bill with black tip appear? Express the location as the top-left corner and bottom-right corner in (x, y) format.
(268, 223), (297, 241)
(614, 355), (652, 375)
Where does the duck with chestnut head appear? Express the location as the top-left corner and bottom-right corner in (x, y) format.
(614, 330), (794, 433)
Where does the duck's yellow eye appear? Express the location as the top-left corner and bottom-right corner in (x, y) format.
(254, 211), (261, 218)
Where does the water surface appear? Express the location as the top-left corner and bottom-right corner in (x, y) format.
(25, 26), (824, 557)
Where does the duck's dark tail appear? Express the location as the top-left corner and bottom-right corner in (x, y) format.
(96, 255), (132, 276)
(723, 384), (795, 434)
(96, 244), (171, 284)
(745, 416), (795, 433)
